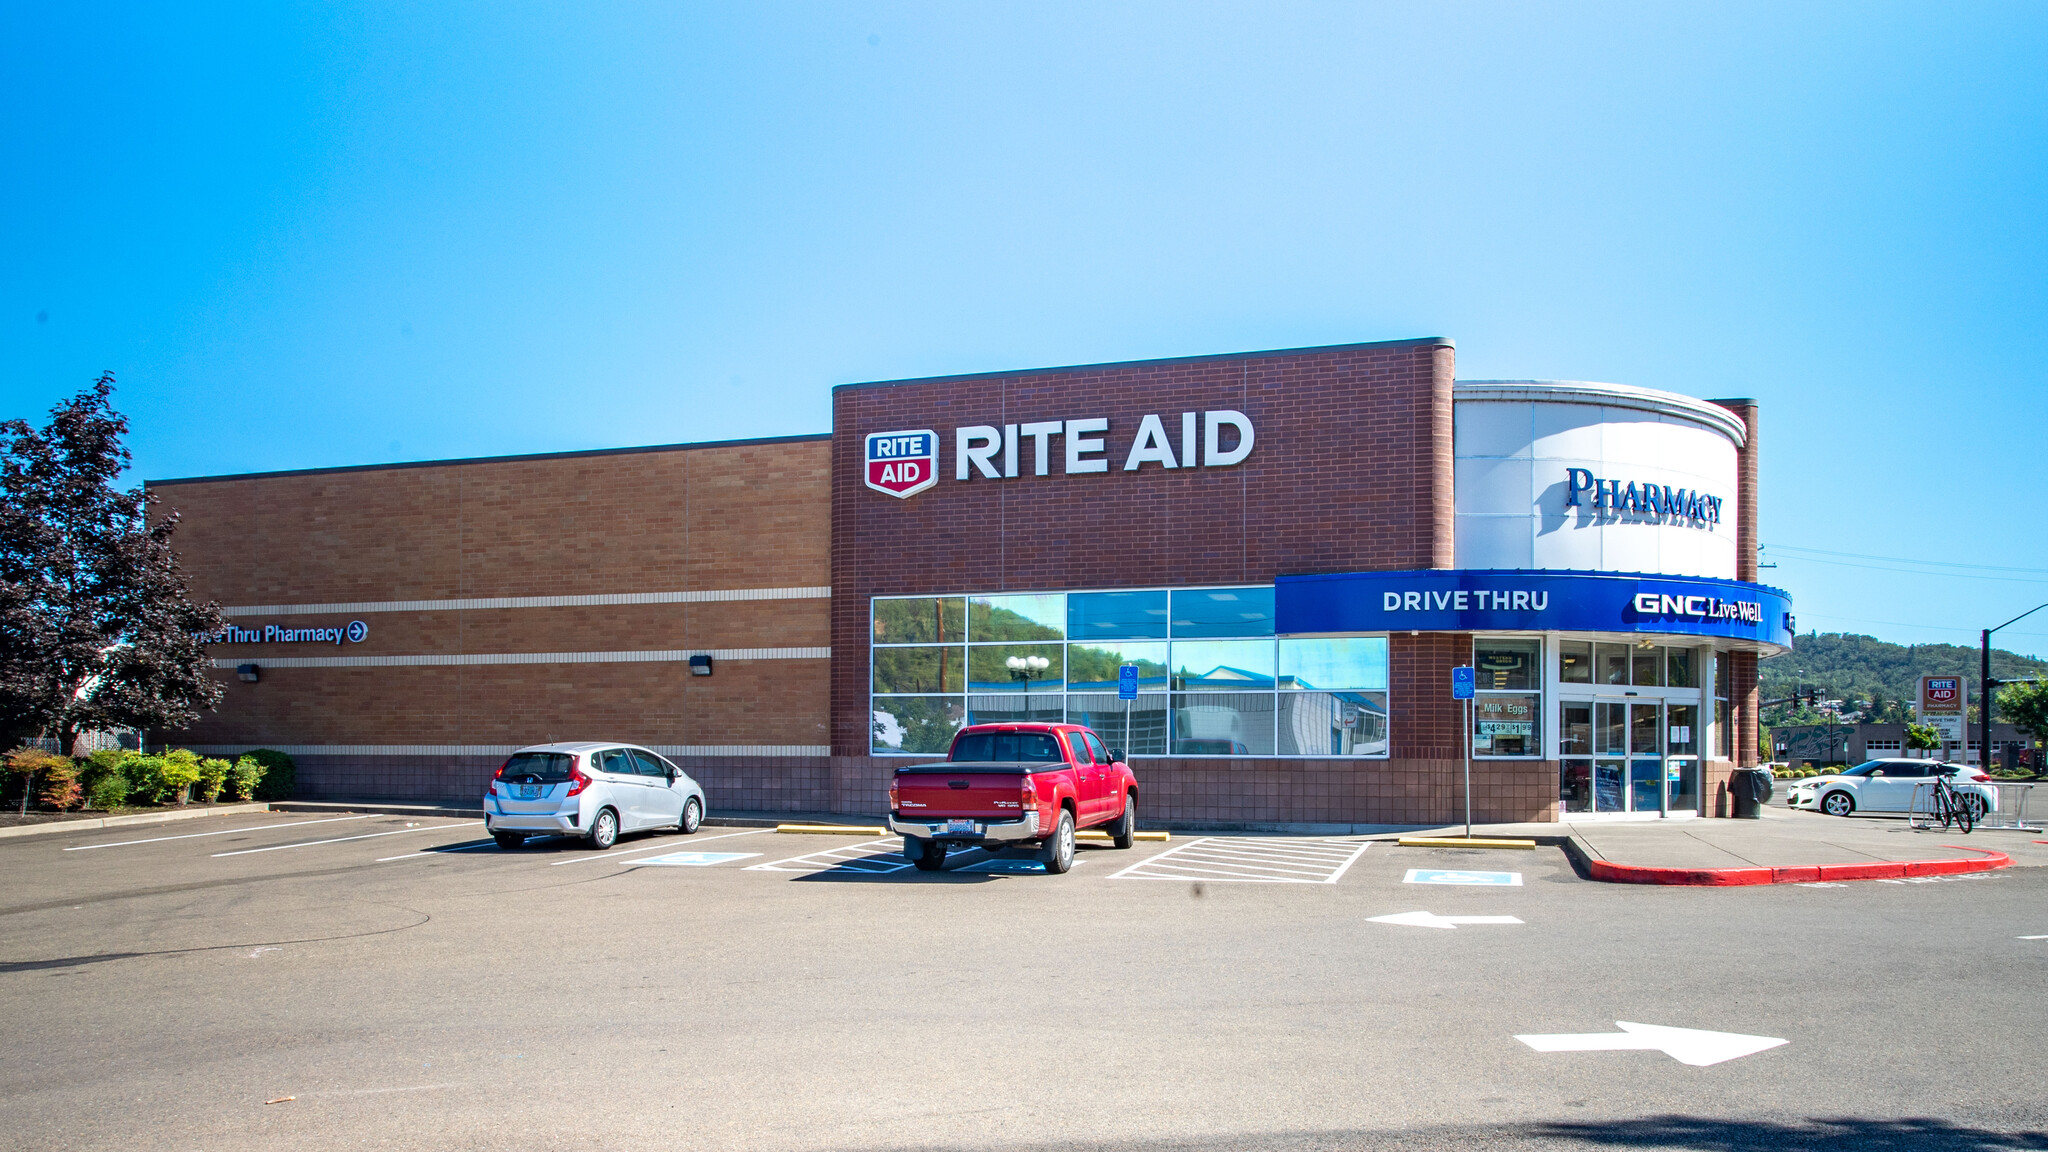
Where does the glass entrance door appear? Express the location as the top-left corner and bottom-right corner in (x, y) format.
(1569, 698), (1695, 815)
(1629, 702), (1664, 813)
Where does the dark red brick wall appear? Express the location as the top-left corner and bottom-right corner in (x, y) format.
(830, 338), (1483, 824)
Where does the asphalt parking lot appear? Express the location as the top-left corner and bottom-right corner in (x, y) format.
(2, 813), (2045, 1152)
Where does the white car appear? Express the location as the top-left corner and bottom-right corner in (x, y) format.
(483, 741), (706, 850)
(1787, 759), (1996, 818)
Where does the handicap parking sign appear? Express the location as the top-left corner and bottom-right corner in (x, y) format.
(1403, 868), (1522, 886)
(630, 852), (760, 867)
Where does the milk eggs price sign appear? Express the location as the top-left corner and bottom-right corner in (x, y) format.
(865, 430), (938, 498)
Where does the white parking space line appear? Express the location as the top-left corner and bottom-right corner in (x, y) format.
(1108, 837), (1372, 884)
(62, 814), (382, 851)
(376, 840), (500, 863)
(212, 822), (480, 857)
(746, 838), (911, 874)
(545, 827), (772, 866)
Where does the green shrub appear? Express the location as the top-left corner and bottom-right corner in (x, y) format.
(195, 757), (231, 804)
(158, 750), (203, 805)
(245, 749), (296, 800)
(87, 773), (130, 810)
(122, 754), (169, 805)
(78, 749), (128, 793)
(226, 756), (267, 802)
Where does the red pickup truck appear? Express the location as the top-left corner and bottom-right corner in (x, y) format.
(887, 722), (1139, 873)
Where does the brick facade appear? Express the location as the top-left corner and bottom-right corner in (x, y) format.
(152, 436), (836, 802)
(826, 338), (1545, 826)
(147, 338), (1762, 827)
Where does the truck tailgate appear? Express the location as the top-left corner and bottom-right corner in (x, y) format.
(893, 763), (1033, 820)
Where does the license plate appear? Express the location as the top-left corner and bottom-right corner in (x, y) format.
(517, 785), (540, 800)
(946, 819), (977, 835)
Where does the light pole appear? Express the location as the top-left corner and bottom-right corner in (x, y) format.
(1983, 602), (2048, 772)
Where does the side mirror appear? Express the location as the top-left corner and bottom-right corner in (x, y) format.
(1108, 749), (1126, 765)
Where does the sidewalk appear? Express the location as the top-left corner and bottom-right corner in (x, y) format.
(1382, 805), (2046, 885)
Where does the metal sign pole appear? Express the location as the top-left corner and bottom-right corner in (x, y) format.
(1464, 697), (1473, 839)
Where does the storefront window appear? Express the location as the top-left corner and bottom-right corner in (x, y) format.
(1171, 639), (1275, 690)
(1065, 642), (1167, 690)
(871, 646), (964, 694)
(1069, 693), (1168, 755)
(1666, 647), (1697, 689)
(1474, 693), (1540, 756)
(870, 696), (963, 755)
(1172, 692), (1276, 755)
(1598, 644), (1630, 685)
(966, 643), (1065, 693)
(1067, 590), (1169, 640)
(1559, 701), (1592, 813)
(1559, 641), (1593, 684)
(1278, 637), (1387, 692)
(969, 594), (1065, 641)
(1474, 639), (1541, 757)
(869, 588), (1386, 758)
(1169, 587), (1275, 638)
(1714, 652), (1731, 759)
(1475, 639), (1539, 689)
(1631, 644), (1664, 686)
(873, 596), (965, 644)
(1280, 691), (1388, 755)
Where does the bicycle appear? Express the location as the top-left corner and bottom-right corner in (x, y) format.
(1929, 774), (1977, 834)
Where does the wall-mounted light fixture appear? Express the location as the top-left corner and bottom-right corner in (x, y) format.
(237, 664), (260, 683)
(688, 654), (713, 677)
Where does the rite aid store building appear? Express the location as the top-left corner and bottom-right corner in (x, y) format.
(157, 336), (1790, 825)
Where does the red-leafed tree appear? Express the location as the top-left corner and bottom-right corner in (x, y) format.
(0, 374), (224, 752)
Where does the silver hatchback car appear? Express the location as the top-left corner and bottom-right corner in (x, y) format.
(484, 741), (707, 850)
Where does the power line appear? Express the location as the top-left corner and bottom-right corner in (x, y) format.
(1764, 553), (2048, 585)
(1765, 544), (2048, 576)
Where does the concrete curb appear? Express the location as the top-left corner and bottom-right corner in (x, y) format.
(1564, 839), (2013, 886)
(0, 802), (272, 840)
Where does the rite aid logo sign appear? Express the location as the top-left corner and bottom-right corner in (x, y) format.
(1924, 678), (1961, 705)
(862, 412), (1255, 500)
(865, 430), (938, 499)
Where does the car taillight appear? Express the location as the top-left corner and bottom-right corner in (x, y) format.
(1970, 773), (1991, 782)
(566, 765), (592, 797)
(888, 778), (900, 810)
(1019, 777), (1038, 809)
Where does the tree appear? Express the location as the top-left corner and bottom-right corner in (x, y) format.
(1997, 680), (2048, 761)
(1904, 723), (1941, 754)
(0, 375), (225, 752)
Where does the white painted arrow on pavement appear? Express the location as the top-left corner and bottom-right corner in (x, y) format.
(1516, 1021), (1787, 1067)
(1367, 911), (1524, 930)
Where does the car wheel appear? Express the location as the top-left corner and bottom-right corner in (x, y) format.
(1041, 810), (1076, 874)
(909, 838), (947, 871)
(587, 807), (619, 850)
(1110, 793), (1137, 850)
(493, 831), (525, 850)
(679, 797), (703, 835)
(1821, 791), (1855, 817)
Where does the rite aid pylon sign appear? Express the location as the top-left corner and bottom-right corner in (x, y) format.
(865, 430), (938, 498)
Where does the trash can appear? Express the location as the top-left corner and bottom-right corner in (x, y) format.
(1730, 767), (1774, 819)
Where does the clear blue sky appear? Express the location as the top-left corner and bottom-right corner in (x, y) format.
(5, 3), (2045, 653)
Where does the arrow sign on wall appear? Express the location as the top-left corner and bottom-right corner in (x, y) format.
(1367, 911), (1523, 930)
(1516, 1021), (1788, 1066)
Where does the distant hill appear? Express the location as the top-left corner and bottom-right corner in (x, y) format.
(1759, 632), (2048, 723)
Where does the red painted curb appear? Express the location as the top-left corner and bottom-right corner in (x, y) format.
(1584, 846), (2012, 886)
